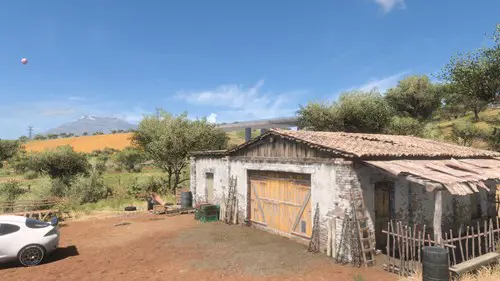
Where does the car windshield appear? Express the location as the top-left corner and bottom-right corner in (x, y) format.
(25, 218), (51, 228)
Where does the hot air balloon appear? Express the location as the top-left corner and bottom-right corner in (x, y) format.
(21, 58), (28, 65)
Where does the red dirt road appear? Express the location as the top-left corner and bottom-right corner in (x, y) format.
(0, 213), (396, 281)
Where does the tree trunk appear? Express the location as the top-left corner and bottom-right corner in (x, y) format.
(473, 107), (479, 120)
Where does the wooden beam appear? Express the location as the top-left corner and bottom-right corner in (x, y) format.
(434, 190), (443, 244)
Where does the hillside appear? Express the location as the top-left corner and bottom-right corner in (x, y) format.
(433, 108), (500, 149)
(24, 131), (253, 153)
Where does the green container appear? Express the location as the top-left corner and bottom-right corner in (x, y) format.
(200, 214), (218, 223)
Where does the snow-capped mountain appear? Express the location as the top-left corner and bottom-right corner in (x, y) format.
(45, 115), (137, 135)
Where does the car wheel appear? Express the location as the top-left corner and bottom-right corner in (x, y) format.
(18, 245), (45, 267)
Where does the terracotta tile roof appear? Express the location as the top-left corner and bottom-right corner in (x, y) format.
(263, 129), (500, 159)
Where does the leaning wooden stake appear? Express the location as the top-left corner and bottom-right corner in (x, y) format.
(477, 221), (482, 256)
(386, 222), (391, 272)
(466, 226), (469, 260)
(332, 217), (337, 259)
(327, 218), (332, 257)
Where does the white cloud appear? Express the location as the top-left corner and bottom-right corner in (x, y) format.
(358, 70), (411, 93)
(374, 0), (406, 13)
(176, 80), (303, 123)
(206, 113), (217, 124)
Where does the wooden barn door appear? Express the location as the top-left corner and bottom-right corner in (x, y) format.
(374, 181), (394, 250)
(249, 171), (312, 238)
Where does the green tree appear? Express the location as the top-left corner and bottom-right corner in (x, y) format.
(114, 147), (144, 172)
(24, 145), (90, 184)
(387, 116), (424, 136)
(0, 180), (27, 201)
(485, 127), (500, 151)
(132, 111), (228, 193)
(47, 134), (59, 139)
(440, 25), (500, 119)
(298, 90), (393, 133)
(451, 122), (483, 146)
(385, 75), (442, 120)
(33, 134), (47, 140)
(18, 136), (29, 143)
(0, 140), (21, 167)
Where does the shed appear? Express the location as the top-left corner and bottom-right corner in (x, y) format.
(189, 129), (500, 253)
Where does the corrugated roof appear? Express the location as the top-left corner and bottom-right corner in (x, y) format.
(244, 129), (500, 159)
(365, 158), (500, 195)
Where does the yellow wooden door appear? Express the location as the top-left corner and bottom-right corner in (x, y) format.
(249, 171), (312, 238)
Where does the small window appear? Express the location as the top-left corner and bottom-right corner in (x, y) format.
(300, 221), (306, 233)
(0, 223), (21, 236)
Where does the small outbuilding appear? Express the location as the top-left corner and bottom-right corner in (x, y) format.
(189, 129), (500, 253)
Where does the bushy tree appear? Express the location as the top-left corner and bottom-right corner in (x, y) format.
(0, 180), (27, 201)
(69, 168), (107, 204)
(387, 116), (424, 136)
(23, 146), (90, 184)
(33, 134), (47, 140)
(440, 25), (500, 119)
(298, 90), (393, 133)
(47, 134), (58, 139)
(450, 122), (483, 146)
(385, 75), (442, 120)
(132, 111), (228, 193)
(0, 140), (21, 167)
(114, 147), (144, 172)
(485, 127), (500, 151)
(18, 136), (29, 143)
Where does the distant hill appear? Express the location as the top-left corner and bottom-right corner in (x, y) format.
(45, 115), (137, 135)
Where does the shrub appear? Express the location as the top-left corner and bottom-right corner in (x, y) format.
(114, 147), (144, 172)
(387, 116), (424, 136)
(70, 172), (108, 204)
(23, 170), (39, 180)
(486, 127), (500, 151)
(24, 146), (90, 183)
(132, 165), (142, 173)
(451, 122), (484, 146)
(127, 177), (143, 196)
(142, 177), (164, 193)
(0, 180), (27, 201)
(50, 178), (70, 197)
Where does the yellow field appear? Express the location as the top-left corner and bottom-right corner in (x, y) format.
(24, 131), (248, 153)
(24, 133), (134, 153)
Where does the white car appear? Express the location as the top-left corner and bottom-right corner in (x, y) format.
(0, 215), (60, 267)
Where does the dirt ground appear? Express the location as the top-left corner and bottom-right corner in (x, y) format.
(0, 213), (396, 281)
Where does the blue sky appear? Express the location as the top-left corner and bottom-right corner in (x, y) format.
(0, 0), (499, 139)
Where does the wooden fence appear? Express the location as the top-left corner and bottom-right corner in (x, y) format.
(0, 198), (60, 214)
(383, 217), (500, 276)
